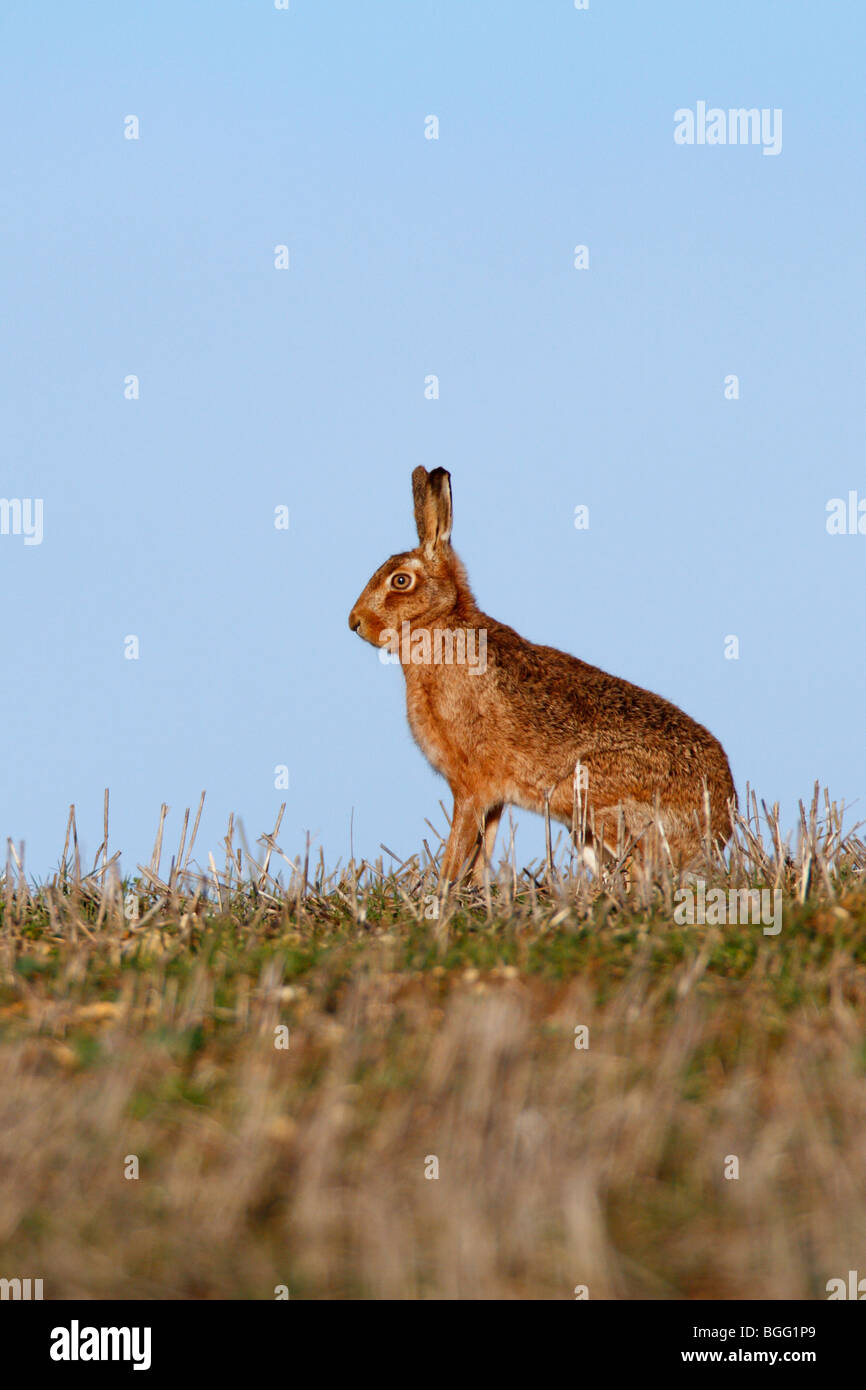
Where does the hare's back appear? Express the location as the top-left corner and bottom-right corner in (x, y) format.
(488, 624), (724, 757)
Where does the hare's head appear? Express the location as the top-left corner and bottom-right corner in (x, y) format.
(348, 467), (471, 649)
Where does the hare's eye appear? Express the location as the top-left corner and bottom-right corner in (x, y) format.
(391, 572), (413, 590)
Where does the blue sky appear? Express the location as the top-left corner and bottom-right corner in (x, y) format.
(2, 1), (864, 880)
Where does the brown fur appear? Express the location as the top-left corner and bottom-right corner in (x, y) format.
(349, 467), (736, 884)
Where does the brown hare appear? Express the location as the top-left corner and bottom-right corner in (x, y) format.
(349, 467), (735, 885)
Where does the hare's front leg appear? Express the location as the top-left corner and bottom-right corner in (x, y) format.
(440, 796), (487, 885)
(470, 803), (503, 886)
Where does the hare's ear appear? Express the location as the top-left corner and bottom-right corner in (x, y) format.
(412, 466), (452, 556)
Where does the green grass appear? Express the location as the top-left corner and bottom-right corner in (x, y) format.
(0, 786), (864, 1298)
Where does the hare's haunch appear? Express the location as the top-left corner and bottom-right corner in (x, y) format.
(349, 467), (736, 884)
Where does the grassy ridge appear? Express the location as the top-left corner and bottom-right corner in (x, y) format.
(0, 788), (864, 1299)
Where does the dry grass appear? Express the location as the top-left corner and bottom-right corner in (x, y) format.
(0, 785), (864, 1299)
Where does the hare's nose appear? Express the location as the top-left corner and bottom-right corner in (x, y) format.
(349, 611), (362, 633)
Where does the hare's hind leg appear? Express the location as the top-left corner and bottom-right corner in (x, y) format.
(548, 773), (618, 878)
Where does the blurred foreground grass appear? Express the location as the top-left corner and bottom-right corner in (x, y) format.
(0, 786), (864, 1299)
